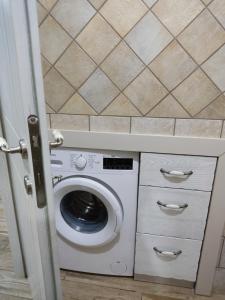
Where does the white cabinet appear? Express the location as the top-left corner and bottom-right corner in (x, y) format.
(135, 153), (217, 285)
(137, 187), (210, 240)
(140, 153), (216, 191)
(135, 234), (202, 282)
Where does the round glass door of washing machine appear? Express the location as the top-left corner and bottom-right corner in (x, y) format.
(54, 176), (123, 247)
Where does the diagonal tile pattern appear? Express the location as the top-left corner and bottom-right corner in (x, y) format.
(100, 0), (148, 37)
(79, 68), (120, 113)
(101, 41), (145, 89)
(39, 16), (72, 64)
(149, 40), (197, 90)
(55, 42), (97, 89)
(172, 69), (220, 116)
(51, 0), (96, 38)
(152, 0), (204, 36)
(178, 10), (225, 64)
(125, 11), (173, 64)
(124, 69), (168, 114)
(76, 14), (121, 64)
(38, 0), (225, 121)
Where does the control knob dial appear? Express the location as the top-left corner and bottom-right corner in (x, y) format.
(74, 155), (87, 170)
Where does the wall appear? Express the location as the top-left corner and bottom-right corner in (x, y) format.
(37, 0), (225, 290)
(37, 0), (225, 138)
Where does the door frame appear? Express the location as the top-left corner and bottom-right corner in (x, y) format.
(56, 130), (225, 296)
(0, 1), (61, 299)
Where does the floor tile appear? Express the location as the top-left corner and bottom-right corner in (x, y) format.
(88, 0), (107, 10)
(51, 114), (89, 130)
(90, 116), (130, 133)
(196, 94), (225, 119)
(131, 117), (174, 135)
(209, 0), (225, 28)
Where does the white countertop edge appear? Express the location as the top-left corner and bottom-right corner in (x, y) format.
(49, 130), (225, 157)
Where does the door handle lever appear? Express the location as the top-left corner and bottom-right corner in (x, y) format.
(0, 137), (28, 158)
(49, 130), (64, 149)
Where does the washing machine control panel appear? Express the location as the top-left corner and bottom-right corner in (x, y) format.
(72, 155), (87, 170)
(51, 149), (139, 174)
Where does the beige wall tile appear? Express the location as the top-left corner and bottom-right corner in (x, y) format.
(125, 11), (173, 64)
(143, 0), (157, 8)
(39, 0), (57, 10)
(88, 0), (106, 10)
(202, 45), (225, 92)
(149, 40), (197, 90)
(101, 94), (141, 116)
(148, 95), (190, 118)
(90, 116), (130, 133)
(100, 0), (147, 37)
(152, 0), (204, 36)
(44, 68), (75, 111)
(221, 122), (225, 138)
(178, 10), (225, 64)
(172, 69), (220, 116)
(131, 117), (174, 135)
(39, 16), (72, 64)
(51, 114), (89, 130)
(196, 94), (225, 119)
(101, 41), (144, 90)
(46, 104), (55, 113)
(37, 2), (48, 24)
(55, 42), (96, 89)
(213, 268), (225, 293)
(51, 0), (96, 37)
(209, 0), (225, 28)
(124, 69), (168, 114)
(59, 93), (97, 115)
(76, 14), (121, 64)
(175, 119), (223, 138)
(79, 68), (119, 112)
(41, 56), (51, 76)
(219, 239), (225, 268)
(202, 0), (213, 4)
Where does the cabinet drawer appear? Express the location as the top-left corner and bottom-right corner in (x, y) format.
(135, 234), (202, 282)
(137, 187), (210, 240)
(140, 153), (216, 191)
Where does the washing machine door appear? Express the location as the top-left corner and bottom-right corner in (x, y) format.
(54, 176), (123, 247)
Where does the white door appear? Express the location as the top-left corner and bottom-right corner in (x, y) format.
(0, 1), (62, 299)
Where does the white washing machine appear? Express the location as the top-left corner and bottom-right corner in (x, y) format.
(51, 148), (139, 276)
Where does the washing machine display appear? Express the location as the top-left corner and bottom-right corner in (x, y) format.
(51, 149), (139, 276)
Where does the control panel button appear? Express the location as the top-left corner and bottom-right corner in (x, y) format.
(74, 155), (87, 170)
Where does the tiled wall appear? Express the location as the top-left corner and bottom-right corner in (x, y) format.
(37, 0), (225, 138)
(37, 0), (225, 290)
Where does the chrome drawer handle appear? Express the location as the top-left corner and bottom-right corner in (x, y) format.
(49, 130), (64, 148)
(153, 247), (182, 258)
(157, 201), (188, 210)
(160, 168), (193, 177)
(0, 137), (27, 158)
